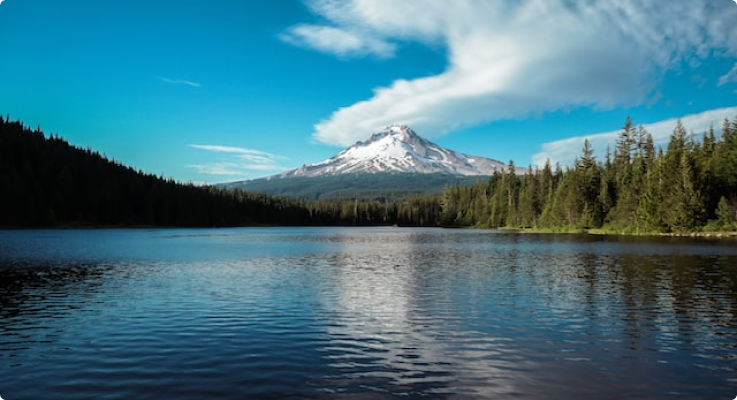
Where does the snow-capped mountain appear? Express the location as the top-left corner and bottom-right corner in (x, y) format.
(279, 125), (511, 178)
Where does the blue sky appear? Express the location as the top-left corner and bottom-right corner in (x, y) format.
(1, 0), (736, 183)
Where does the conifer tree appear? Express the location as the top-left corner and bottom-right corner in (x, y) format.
(715, 196), (735, 229)
(516, 167), (539, 228)
(660, 121), (702, 231)
(503, 160), (520, 227)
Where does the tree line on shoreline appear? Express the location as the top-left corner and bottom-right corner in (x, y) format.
(2, 114), (735, 233)
(0, 116), (439, 228)
(439, 117), (737, 233)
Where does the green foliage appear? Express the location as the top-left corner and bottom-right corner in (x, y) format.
(5, 113), (736, 233)
(225, 172), (483, 202)
(0, 116), (440, 228)
(438, 116), (737, 234)
(704, 196), (737, 231)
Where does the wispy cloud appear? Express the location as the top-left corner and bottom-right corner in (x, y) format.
(282, 0), (737, 147)
(280, 24), (396, 59)
(718, 63), (737, 86)
(187, 144), (289, 178)
(187, 163), (251, 176)
(189, 144), (268, 154)
(158, 77), (202, 88)
(532, 106), (737, 168)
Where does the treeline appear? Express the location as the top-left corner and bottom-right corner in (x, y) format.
(0, 116), (308, 226)
(0, 116), (439, 227)
(226, 172), (483, 202)
(5, 114), (735, 232)
(440, 117), (737, 233)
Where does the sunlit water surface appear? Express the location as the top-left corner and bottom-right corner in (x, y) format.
(1, 227), (736, 399)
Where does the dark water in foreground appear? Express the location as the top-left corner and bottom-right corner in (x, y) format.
(0, 227), (736, 399)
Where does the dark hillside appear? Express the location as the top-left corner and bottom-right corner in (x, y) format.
(0, 116), (312, 227)
(0, 116), (446, 227)
(224, 173), (486, 201)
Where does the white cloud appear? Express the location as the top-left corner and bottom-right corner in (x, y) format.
(283, 0), (737, 147)
(189, 144), (271, 155)
(280, 24), (396, 58)
(188, 144), (289, 177)
(718, 63), (737, 86)
(532, 106), (737, 168)
(158, 77), (202, 88)
(186, 163), (250, 176)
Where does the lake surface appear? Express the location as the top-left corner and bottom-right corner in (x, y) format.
(1, 227), (736, 399)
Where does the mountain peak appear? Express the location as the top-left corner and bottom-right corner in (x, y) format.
(366, 124), (415, 143)
(280, 125), (517, 178)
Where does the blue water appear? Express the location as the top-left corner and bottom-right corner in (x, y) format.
(1, 227), (736, 399)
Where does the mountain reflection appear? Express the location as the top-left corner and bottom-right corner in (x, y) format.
(311, 231), (737, 398)
(316, 231), (522, 396)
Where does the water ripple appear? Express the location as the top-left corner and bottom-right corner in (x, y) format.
(0, 227), (736, 399)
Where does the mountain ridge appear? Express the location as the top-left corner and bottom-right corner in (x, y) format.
(278, 125), (512, 178)
(224, 125), (522, 200)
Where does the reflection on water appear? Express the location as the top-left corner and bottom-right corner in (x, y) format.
(0, 227), (736, 399)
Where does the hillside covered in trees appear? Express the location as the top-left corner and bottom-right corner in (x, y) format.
(0, 116), (439, 227)
(224, 172), (483, 202)
(0, 117), (311, 226)
(440, 117), (737, 234)
(3, 115), (736, 233)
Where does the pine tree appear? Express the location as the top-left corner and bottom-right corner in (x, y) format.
(634, 150), (664, 232)
(615, 116), (636, 168)
(575, 139), (602, 227)
(503, 160), (520, 227)
(714, 196), (735, 230)
(516, 167), (539, 228)
(660, 121), (702, 231)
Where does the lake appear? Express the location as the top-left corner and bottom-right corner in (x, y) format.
(0, 227), (736, 399)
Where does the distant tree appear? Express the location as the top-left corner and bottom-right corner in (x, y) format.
(714, 196), (736, 229)
(516, 167), (540, 228)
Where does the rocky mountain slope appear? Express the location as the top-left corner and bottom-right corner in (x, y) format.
(279, 125), (511, 177)
(225, 125), (522, 200)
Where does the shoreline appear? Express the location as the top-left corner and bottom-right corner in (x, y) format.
(659, 231), (737, 238)
(502, 226), (737, 239)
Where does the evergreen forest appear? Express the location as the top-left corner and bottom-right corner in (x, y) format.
(439, 117), (737, 234)
(0, 116), (438, 227)
(2, 115), (736, 234)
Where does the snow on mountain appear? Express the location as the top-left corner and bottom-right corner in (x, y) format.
(279, 125), (514, 178)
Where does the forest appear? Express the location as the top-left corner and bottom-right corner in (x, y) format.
(439, 117), (737, 233)
(0, 116), (438, 227)
(2, 114), (736, 233)
(224, 172), (482, 202)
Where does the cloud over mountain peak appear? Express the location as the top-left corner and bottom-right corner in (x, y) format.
(283, 0), (737, 147)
